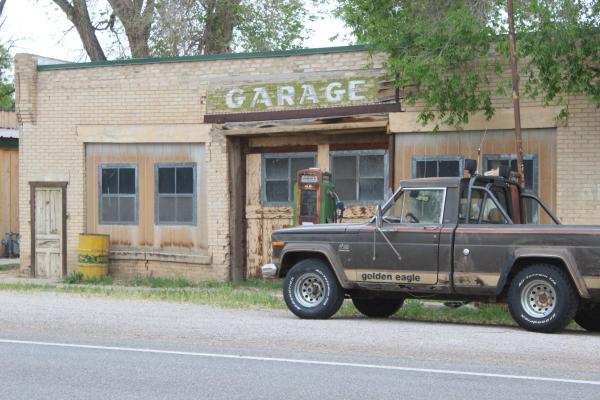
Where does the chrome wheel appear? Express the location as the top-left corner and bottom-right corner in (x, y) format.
(521, 279), (556, 318)
(294, 272), (326, 308)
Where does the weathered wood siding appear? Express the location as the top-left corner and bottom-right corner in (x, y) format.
(86, 144), (208, 254)
(394, 128), (557, 223)
(0, 147), (19, 236)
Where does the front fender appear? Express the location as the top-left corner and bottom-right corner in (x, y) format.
(495, 248), (590, 299)
(280, 243), (351, 288)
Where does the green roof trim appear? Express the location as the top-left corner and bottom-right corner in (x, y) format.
(37, 45), (367, 71)
(0, 138), (18, 148)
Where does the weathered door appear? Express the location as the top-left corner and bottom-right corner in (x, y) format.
(34, 187), (63, 278)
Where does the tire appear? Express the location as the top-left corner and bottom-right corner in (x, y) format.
(352, 297), (404, 318)
(283, 258), (344, 319)
(507, 264), (579, 333)
(574, 302), (600, 332)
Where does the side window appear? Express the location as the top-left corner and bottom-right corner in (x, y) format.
(413, 156), (464, 178)
(99, 165), (137, 225)
(459, 189), (484, 223)
(331, 150), (387, 203)
(263, 153), (316, 204)
(459, 187), (509, 224)
(384, 189), (445, 224)
(155, 163), (197, 225)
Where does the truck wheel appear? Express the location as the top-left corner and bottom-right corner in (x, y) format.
(507, 264), (579, 333)
(283, 258), (344, 319)
(352, 297), (404, 318)
(574, 302), (600, 332)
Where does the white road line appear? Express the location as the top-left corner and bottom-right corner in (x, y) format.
(1, 338), (599, 386)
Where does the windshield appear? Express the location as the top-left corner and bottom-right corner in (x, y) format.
(383, 188), (445, 224)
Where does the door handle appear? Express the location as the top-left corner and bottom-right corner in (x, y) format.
(423, 226), (439, 230)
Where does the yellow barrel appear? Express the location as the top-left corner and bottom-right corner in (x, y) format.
(78, 234), (110, 279)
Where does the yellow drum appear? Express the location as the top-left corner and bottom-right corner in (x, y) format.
(78, 234), (110, 279)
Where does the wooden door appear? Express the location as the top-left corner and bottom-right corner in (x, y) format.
(34, 187), (63, 278)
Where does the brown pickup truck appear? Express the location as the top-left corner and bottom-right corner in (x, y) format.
(262, 166), (600, 333)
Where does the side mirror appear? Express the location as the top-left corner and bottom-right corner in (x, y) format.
(375, 204), (383, 228)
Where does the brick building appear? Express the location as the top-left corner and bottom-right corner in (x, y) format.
(13, 46), (600, 280)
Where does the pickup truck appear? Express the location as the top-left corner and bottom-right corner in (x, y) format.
(262, 164), (600, 333)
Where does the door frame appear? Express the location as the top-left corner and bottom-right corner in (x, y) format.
(30, 181), (68, 277)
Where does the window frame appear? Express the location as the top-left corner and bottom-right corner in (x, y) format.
(98, 163), (139, 226)
(329, 149), (389, 205)
(412, 155), (465, 178)
(261, 152), (317, 206)
(154, 162), (198, 226)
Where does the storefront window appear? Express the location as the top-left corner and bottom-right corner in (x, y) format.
(99, 164), (138, 225)
(330, 150), (387, 203)
(262, 153), (316, 205)
(155, 163), (197, 225)
(413, 156), (464, 178)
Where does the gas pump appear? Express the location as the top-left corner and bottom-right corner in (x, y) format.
(293, 168), (345, 225)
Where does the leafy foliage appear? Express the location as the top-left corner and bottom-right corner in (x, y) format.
(336, 0), (600, 129)
(0, 44), (13, 111)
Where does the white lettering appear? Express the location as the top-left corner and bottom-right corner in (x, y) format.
(348, 80), (367, 101)
(225, 88), (246, 108)
(299, 84), (319, 105)
(250, 87), (273, 108)
(277, 86), (295, 106)
(325, 82), (345, 103)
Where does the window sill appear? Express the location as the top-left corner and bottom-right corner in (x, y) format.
(109, 249), (212, 265)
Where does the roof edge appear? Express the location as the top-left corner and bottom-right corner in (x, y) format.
(37, 45), (368, 71)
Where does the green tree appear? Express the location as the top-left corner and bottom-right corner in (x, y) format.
(336, 0), (600, 129)
(51, 0), (322, 60)
(0, 44), (14, 111)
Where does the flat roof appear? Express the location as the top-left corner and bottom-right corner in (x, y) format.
(37, 45), (368, 72)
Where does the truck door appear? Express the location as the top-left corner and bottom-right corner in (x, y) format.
(453, 184), (513, 292)
(346, 188), (444, 285)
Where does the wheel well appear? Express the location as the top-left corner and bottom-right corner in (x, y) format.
(499, 257), (574, 299)
(279, 251), (332, 278)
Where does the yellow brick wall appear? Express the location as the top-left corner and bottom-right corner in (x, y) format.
(14, 49), (381, 280)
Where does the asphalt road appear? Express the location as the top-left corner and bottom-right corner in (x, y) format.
(1, 291), (599, 400)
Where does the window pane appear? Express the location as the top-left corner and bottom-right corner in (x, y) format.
(416, 161), (437, 178)
(291, 157), (314, 185)
(159, 196), (176, 223)
(402, 189), (444, 224)
(481, 197), (507, 224)
(266, 181), (288, 202)
(359, 178), (384, 201)
(335, 178), (357, 201)
(102, 168), (118, 194)
(439, 160), (460, 177)
(459, 189), (484, 223)
(265, 158), (288, 180)
(101, 196), (118, 222)
(119, 168), (136, 194)
(159, 167), (175, 194)
(332, 156), (356, 179)
(119, 197), (135, 223)
(359, 155), (384, 178)
(176, 167), (194, 194)
(176, 196), (194, 223)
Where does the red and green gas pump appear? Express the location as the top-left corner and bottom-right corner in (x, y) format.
(292, 168), (344, 225)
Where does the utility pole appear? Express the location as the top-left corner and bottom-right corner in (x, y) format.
(507, 0), (524, 187)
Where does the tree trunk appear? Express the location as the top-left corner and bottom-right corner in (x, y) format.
(53, 0), (107, 61)
(107, 0), (155, 59)
(201, 0), (240, 54)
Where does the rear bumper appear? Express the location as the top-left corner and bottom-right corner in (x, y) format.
(261, 263), (279, 278)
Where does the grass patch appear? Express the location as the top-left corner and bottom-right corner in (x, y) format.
(0, 277), (581, 329)
(0, 263), (19, 272)
(63, 271), (113, 285)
